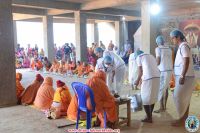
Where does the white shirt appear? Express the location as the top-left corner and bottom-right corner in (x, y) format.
(155, 45), (173, 71)
(95, 57), (116, 73)
(129, 53), (135, 62)
(95, 57), (104, 72)
(174, 42), (194, 77)
(129, 53), (138, 83)
(103, 50), (125, 70)
(136, 54), (160, 80)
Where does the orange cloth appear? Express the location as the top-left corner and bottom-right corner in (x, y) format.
(20, 80), (43, 105)
(67, 95), (78, 120)
(73, 64), (83, 76)
(49, 61), (60, 72)
(35, 61), (43, 70)
(30, 61), (35, 70)
(75, 64), (93, 76)
(31, 60), (43, 70)
(172, 47), (175, 66)
(169, 73), (175, 90)
(67, 95), (91, 120)
(86, 70), (117, 127)
(34, 77), (55, 110)
(16, 73), (24, 100)
(169, 48), (175, 90)
(82, 65), (93, 76)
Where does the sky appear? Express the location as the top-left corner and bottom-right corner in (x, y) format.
(16, 21), (115, 50)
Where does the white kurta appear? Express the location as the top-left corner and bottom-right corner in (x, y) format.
(155, 46), (173, 101)
(173, 42), (195, 118)
(103, 51), (125, 94)
(128, 53), (138, 85)
(95, 57), (115, 92)
(136, 54), (160, 105)
(155, 46), (173, 72)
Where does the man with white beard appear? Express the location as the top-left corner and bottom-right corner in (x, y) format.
(134, 50), (160, 123)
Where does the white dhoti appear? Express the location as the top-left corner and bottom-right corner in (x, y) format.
(158, 71), (172, 101)
(173, 76), (194, 118)
(128, 59), (138, 85)
(141, 78), (160, 105)
(114, 64), (125, 94)
(106, 71), (114, 93)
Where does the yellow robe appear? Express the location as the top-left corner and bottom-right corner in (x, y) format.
(53, 86), (72, 113)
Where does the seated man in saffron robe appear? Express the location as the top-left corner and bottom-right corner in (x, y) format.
(49, 59), (60, 73)
(81, 62), (94, 77)
(30, 58), (43, 71)
(20, 74), (44, 105)
(58, 60), (66, 74)
(16, 73), (25, 102)
(34, 77), (55, 110)
(72, 61), (83, 76)
(48, 80), (72, 119)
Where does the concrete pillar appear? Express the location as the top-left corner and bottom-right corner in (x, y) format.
(122, 21), (128, 46)
(141, 0), (160, 55)
(94, 23), (99, 43)
(43, 15), (54, 62)
(115, 21), (121, 49)
(75, 11), (87, 62)
(13, 21), (18, 51)
(91, 23), (99, 44)
(0, 0), (17, 107)
(115, 21), (128, 50)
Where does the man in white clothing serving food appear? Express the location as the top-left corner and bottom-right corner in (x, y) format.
(134, 50), (160, 123)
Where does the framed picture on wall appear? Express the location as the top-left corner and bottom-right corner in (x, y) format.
(180, 20), (200, 92)
(179, 20), (200, 71)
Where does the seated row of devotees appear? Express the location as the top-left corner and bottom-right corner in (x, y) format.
(30, 59), (94, 77)
(16, 71), (117, 128)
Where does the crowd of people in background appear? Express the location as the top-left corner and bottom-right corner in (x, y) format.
(15, 40), (133, 78)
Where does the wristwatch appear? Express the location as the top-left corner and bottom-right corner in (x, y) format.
(180, 75), (185, 78)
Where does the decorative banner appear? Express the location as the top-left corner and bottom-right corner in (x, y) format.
(180, 20), (200, 93)
(179, 20), (200, 48)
